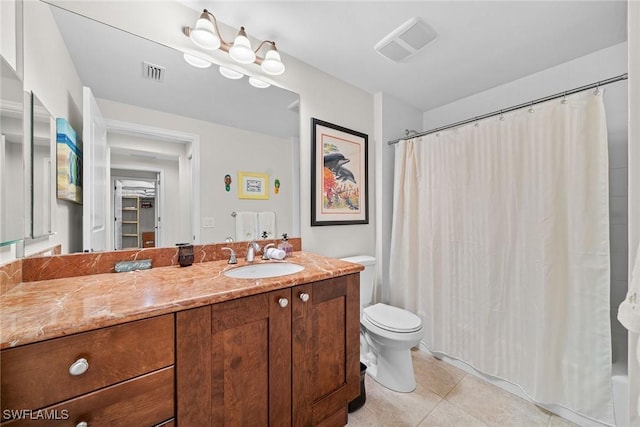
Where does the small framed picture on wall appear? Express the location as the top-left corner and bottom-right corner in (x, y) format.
(238, 172), (269, 200)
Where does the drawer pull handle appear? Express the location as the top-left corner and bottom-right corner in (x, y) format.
(278, 298), (289, 308)
(299, 293), (310, 302)
(76, 422), (88, 427)
(69, 358), (89, 376)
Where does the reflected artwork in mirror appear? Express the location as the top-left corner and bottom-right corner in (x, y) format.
(0, 56), (26, 246)
(31, 93), (56, 238)
(24, 3), (300, 254)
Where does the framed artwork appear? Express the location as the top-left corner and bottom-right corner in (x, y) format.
(311, 118), (368, 226)
(238, 172), (269, 199)
(56, 118), (83, 204)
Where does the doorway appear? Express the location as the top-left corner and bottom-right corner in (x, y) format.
(103, 120), (200, 250)
(112, 173), (159, 250)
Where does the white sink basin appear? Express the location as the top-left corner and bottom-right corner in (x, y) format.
(224, 262), (305, 279)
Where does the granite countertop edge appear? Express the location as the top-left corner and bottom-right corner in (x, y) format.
(0, 252), (363, 350)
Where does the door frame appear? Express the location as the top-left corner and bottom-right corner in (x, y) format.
(103, 119), (200, 245)
(110, 173), (162, 251)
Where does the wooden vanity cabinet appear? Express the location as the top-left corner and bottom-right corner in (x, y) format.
(292, 276), (360, 427)
(176, 274), (360, 426)
(177, 288), (292, 426)
(0, 315), (175, 426)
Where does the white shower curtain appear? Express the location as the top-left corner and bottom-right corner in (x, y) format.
(389, 90), (614, 425)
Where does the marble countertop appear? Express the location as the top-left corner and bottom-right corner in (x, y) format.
(0, 252), (362, 349)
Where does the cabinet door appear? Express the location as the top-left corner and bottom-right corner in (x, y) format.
(176, 289), (292, 426)
(292, 274), (360, 427)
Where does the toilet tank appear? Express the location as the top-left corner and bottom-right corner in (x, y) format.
(340, 255), (376, 307)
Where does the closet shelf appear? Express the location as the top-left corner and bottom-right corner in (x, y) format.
(120, 196), (140, 248)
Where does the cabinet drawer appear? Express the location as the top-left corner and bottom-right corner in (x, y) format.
(2, 367), (174, 426)
(1, 315), (174, 412)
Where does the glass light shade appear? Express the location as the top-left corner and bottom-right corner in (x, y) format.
(183, 53), (212, 68)
(229, 28), (256, 64)
(261, 47), (285, 75)
(219, 66), (244, 80)
(249, 77), (270, 88)
(190, 12), (220, 50)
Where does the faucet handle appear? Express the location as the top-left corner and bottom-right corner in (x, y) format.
(221, 247), (237, 264)
(262, 243), (276, 260)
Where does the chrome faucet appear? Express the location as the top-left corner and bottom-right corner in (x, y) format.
(246, 241), (261, 262)
(221, 247), (237, 264)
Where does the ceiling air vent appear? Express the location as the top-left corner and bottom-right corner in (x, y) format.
(142, 61), (165, 82)
(375, 17), (438, 63)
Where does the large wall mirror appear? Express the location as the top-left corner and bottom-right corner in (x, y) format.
(0, 56), (26, 246)
(26, 2), (300, 254)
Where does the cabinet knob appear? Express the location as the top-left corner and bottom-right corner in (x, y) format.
(69, 358), (89, 376)
(278, 298), (289, 308)
(299, 293), (310, 302)
(76, 422), (88, 427)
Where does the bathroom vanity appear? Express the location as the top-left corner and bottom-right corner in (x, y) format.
(177, 275), (360, 426)
(0, 244), (362, 426)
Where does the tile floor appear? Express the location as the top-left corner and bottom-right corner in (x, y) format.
(347, 349), (579, 427)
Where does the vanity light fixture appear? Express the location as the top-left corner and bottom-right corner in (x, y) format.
(183, 8), (285, 76)
(183, 53), (212, 69)
(248, 77), (270, 89)
(219, 66), (244, 80)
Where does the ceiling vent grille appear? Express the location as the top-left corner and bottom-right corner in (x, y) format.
(375, 17), (438, 63)
(143, 61), (165, 82)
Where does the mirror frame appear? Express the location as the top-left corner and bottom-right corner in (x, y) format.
(30, 91), (56, 239)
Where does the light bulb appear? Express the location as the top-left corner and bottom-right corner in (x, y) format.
(190, 10), (221, 50)
(261, 44), (285, 75)
(219, 66), (244, 80)
(183, 53), (212, 68)
(229, 27), (256, 64)
(249, 77), (270, 88)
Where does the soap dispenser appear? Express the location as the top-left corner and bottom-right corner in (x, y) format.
(278, 233), (293, 258)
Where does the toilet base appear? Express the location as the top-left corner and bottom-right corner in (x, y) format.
(363, 344), (417, 393)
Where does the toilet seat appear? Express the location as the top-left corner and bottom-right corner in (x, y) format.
(363, 303), (422, 333)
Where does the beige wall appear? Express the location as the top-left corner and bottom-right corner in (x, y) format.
(1, 0), (18, 70)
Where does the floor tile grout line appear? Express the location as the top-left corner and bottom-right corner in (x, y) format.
(437, 373), (495, 427)
(441, 370), (468, 400)
(414, 397), (445, 427)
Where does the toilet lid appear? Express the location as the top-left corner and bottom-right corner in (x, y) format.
(363, 303), (422, 333)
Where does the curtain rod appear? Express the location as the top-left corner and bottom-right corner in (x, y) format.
(387, 73), (628, 145)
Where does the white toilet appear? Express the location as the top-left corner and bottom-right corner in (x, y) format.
(341, 255), (424, 393)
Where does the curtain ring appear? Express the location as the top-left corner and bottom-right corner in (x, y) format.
(561, 92), (568, 104)
(594, 84), (601, 95)
(528, 102), (535, 113)
(499, 110), (505, 121)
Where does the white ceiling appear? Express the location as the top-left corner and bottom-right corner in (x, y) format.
(179, 1), (627, 111)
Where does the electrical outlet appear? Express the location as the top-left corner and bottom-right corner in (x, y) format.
(202, 217), (215, 228)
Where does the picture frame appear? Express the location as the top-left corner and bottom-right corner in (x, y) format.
(311, 118), (368, 226)
(56, 118), (83, 204)
(238, 172), (269, 200)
